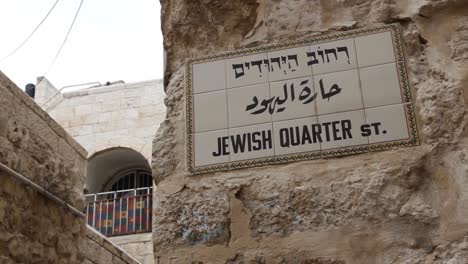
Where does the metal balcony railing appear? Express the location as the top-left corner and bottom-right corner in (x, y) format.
(85, 187), (152, 237)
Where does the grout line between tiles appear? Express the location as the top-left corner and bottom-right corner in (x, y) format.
(194, 102), (409, 135)
(224, 59), (232, 163)
(263, 51), (275, 157)
(353, 37), (370, 146)
(309, 47), (322, 152)
(221, 62), (398, 94)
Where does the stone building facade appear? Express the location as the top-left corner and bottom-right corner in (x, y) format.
(34, 77), (166, 264)
(36, 77), (165, 164)
(153, 0), (468, 263)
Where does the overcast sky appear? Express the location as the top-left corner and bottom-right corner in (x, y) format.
(0, 0), (163, 90)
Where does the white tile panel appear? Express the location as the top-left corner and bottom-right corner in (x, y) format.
(355, 31), (396, 68)
(267, 46), (312, 82)
(227, 83), (272, 128)
(194, 129), (230, 166)
(193, 90), (229, 133)
(193, 60), (227, 94)
(229, 123), (275, 161)
(270, 77), (317, 121)
(226, 53), (269, 88)
(315, 69), (362, 115)
(310, 38), (358, 75)
(365, 104), (409, 144)
(360, 63), (403, 108)
(273, 117), (320, 156)
(318, 110), (368, 150)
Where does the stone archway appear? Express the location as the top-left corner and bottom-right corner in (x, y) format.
(86, 147), (151, 194)
(91, 135), (151, 161)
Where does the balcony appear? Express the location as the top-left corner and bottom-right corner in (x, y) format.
(85, 187), (152, 237)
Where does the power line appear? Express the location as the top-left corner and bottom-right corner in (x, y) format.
(37, 0), (85, 86)
(0, 0), (61, 64)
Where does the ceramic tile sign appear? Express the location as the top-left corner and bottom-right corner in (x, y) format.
(185, 24), (419, 174)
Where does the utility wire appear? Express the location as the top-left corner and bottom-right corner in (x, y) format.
(37, 0), (85, 86)
(0, 0), (61, 64)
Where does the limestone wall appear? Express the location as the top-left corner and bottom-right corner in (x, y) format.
(83, 227), (142, 264)
(0, 72), (86, 263)
(38, 79), (166, 161)
(0, 171), (142, 264)
(110, 233), (154, 264)
(0, 72), (86, 209)
(0, 72), (142, 264)
(0, 172), (84, 264)
(34, 77), (61, 107)
(153, 0), (468, 263)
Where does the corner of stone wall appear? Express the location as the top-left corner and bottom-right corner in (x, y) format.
(82, 227), (143, 264)
(35, 76), (62, 108)
(152, 0), (468, 262)
(0, 71), (87, 208)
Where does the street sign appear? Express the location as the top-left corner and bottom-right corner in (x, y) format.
(185, 24), (419, 174)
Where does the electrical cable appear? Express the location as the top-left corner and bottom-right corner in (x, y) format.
(0, 0), (61, 64)
(37, 0), (85, 86)
(41, 0), (85, 78)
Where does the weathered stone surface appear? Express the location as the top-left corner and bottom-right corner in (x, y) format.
(154, 188), (230, 248)
(0, 173), (84, 264)
(161, 0), (259, 85)
(0, 74), (142, 264)
(0, 171), (142, 264)
(0, 72), (86, 208)
(110, 233), (155, 264)
(82, 227), (143, 264)
(153, 0), (468, 263)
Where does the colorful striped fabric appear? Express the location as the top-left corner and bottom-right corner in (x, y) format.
(86, 194), (152, 236)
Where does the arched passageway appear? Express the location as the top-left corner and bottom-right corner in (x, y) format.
(86, 147), (151, 194)
(85, 147), (153, 237)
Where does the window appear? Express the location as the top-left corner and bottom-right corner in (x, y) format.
(108, 169), (152, 191)
(86, 169), (153, 236)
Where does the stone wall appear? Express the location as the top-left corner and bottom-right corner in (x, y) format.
(110, 233), (154, 264)
(153, 0), (468, 263)
(0, 72), (142, 264)
(83, 227), (142, 264)
(0, 71), (85, 263)
(0, 171), (84, 264)
(37, 78), (166, 161)
(34, 76), (61, 108)
(0, 72), (86, 209)
(0, 171), (143, 264)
